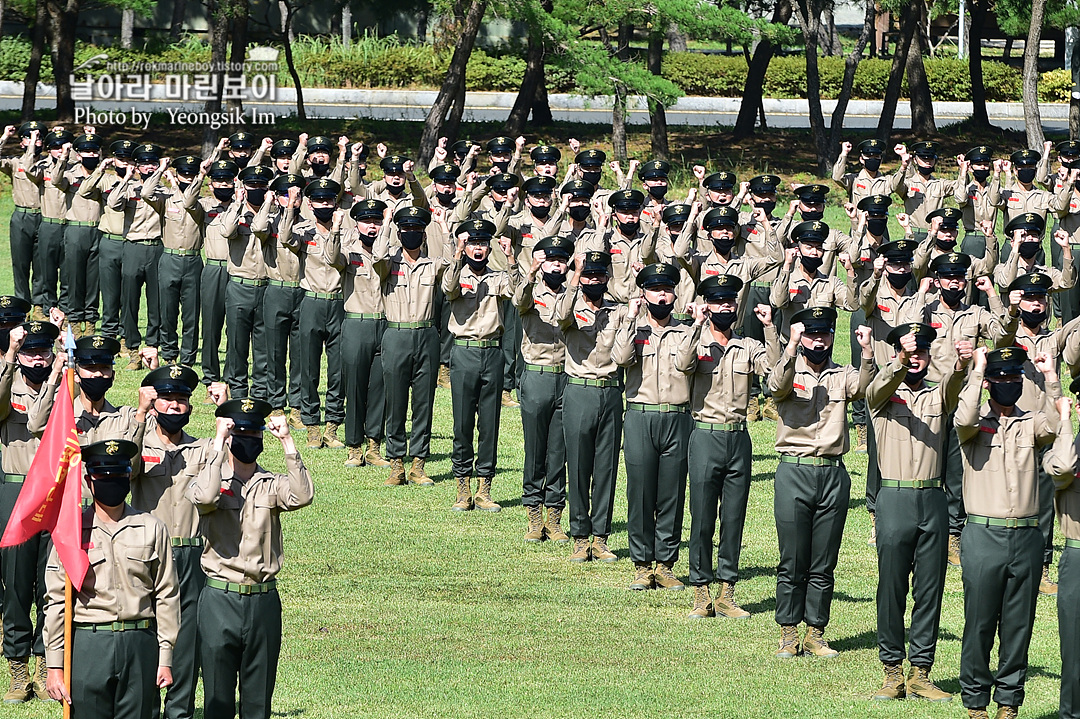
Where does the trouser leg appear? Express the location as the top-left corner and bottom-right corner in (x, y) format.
(907, 489), (948, 667)
(200, 263), (228, 384)
(875, 488), (918, 665)
(1059, 546), (1080, 719)
(163, 545), (205, 719)
(341, 317), (381, 447)
(9, 210), (37, 304)
(97, 235), (123, 336)
(803, 464), (851, 628)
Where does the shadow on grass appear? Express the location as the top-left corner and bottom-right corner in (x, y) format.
(742, 595), (776, 614)
(833, 590), (873, 604)
(1028, 663), (1062, 681)
(740, 564), (778, 581)
(848, 497), (868, 512)
(831, 628), (877, 652)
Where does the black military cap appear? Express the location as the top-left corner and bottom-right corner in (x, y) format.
(83, 439), (139, 476)
(429, 164), (461, 183)
(303, 178), (341, 200)
(985, 347), (1027, 377)
(393, 205), (431, 227)
(530, 145), (561, 164)
(534, 236), (574, 259)
(239, 165), (274, 185)
(307, 136), (334, 154)
(216, 398), (272, 431)
(930, 251), (972, 276)
(1058, 140), (1080, 157)
(350, 198), (386, 221)
(522, 176), (557, 195)
(1004, 212), (1045, 235)
(73, 335), (120, 365)
(581, 251), (611, 274)
(702, 171), (736, 191)
(886, 322), (937, 351)
(640, 160), (670, 180)
(45, 130), (74, 149)
(636, 262), (680, 289)
(380, 155), (409, 174)
(451, 140), (478, 157)
(698, 274), (743, 300)
(561, 180), (594, 198)
(107, 139), (134, 159)
(486, 136), (515, 154)
(607, 189), (645, 210)
(486, 173), (520, 192)
(172, 155), (202, 177)
(879, 239), (918, 261)
(1008, 271), (1054, 297)
(1011, 149), (1041, 166)
(748, 174), (781, 194)
(857, 139), (885, 156)
(794, 184), (829, 203)
(791, 306), (837, 333)
(927, 207), (963, 230)
(269, 173), (306, 194)
(208, 160), (240, 180)
(792, 220), (830, 243)
(857, 194), (892, 214)
(141, 364), (200, 395)
(19, 320), (58, 349)
(270, 139), (297, 158)
(702, 206), (739, 230)
(661, 203), (692, 225)
(132, 143), (162, 164)
(575, 149), (606, 167)
(966, 146), (994, 163)
(459, 218), (497, 241)
(910, 141), (940, 158)
(17, 121), (46, 138)
(0, 296), (31, 322)
(72, 133), (101, 151)
(228, 132), (254, 149)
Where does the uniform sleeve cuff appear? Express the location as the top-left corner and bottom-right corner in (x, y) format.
(158, 647), (173, 667)
(46, 649), (63, 668)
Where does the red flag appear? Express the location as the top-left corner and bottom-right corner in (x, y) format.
(1, 370), (89, 591)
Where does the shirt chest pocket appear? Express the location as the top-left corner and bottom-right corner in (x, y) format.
(117, 538), (158, 592)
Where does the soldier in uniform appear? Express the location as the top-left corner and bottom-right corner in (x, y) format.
(694, 169), (741, 211)
(994, 213), (1075, 294)
(269, 138), (303, 177)
(638, 160), (671, 229)
(955, 146), (1002, 261)
(685, 276), (778, 619)
(866, 323), (969, 702)
(71, 335), (150, 450)
(154, 155), (204, 367)
(297, 135), (344, 183)
(1, 123), (46, 308)
(995, 149), (1069, 264)
(573, 149), (611, 207)
(770, 220), (858, 339)
(187, 399), (313, 719)
(897, 141), (959, 243)
(31, 129), (72, 324)
(0, 317), (62, 703)
(442, 219), (518, 511)
(954, 347), (1059, 719)
(529, 144), (560, 180)
(43, 439), (180, 718)
(770, 307), (875, 659)
(832, 138), (908, 207)
(1054, 162), (1080, 324)
(582, 189), (654, 303)
(486, 136), (522, 176)
(54, 133), (104, 336)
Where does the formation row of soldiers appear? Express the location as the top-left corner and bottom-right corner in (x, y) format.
(5, 123), (1080, 718)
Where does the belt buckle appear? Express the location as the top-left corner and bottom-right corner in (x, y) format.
(911, 479), (925, 489)
(1005, 517), (1019, 528)
(236, 583), (253, 594)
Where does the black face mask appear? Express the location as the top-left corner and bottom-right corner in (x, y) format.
(436, 190), (455, 205)
(916, 163), (934, 177)
(310, 161), (330, 177)
(712, 238), (735, 256)
(139, 170), (154, 180)
(1021, 308), (1048, 328)
(178, 181), (191, 192)
(19, 363), (51, 385)
(492, 200), (505, 213)
(802, 346), (832, 365)
(863, 157), (881, 172)
(115, 166), (128, 178)
(155, 409), (191, 435)
(568, 206), (590, 222)
(89, 476), (129, 507)
(213, 187), (234, 202)
(940, 287), (967, 307)
(542, 270), (566, 288)
(386, 182), (405, 197)
(356, 167), (366, 179)
(81, 156), (99, 170)
(247, 188), (266, 206)
(400, 230), (424, 250)
(647, 185), (668, 199)
(230, 434), (264, 464)
(0, 328), (10, 352)
(1018, 242), (1040, 260)
(493, 161), (510, 173)
(581, 283), (607, 301)
(617, 220), (639, 236)
(904, 365), (929, 386)
(800, 255), (823, 273)
(312, 206), (335, 223)
(79, 375), (113, 402)
(935, 238), (956, 251)
(989, 380), (1024, 407)
(886, 271), (912, 289)
(646, 301), (674, 320)
(867, 218), (888, 236)
(530, 204), (551, 219)
(465, 256), (488, 273)
(710, 310), (737, 331)
(972, 169), (991, 183)
(1017, 168), (1037, 184)
(801, 210), (824, 221)
(754, 200), (776, 215)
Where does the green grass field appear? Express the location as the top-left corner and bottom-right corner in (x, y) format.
(0, 183), (1069, 719)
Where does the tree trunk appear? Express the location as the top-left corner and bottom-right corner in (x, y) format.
(331, 2), (340, 36)
(443, 72), (467, 144)
(1003, 37), (1013, 59)
(282, 2), (304, 120)
(418, 0), (487, 165)
(1023, 0), (1047, 148)
(341, 3), (351, 47)
(1071, 28), (1080, 139)
(876, 0), (920, 143)
(647, 30), (668, 160)
(612, 85), (628, 164)
(121, 8), (133, 48)
(794, 0), (830, 175)
(22, 0), (47, 121)
(169, 0), (186, 40)
(968, 0), (990, 128)
(202, 0), (229, 157)
(906, 11), (936, 134)
(504, 1), (548, 135)
(666, 23), (687, 52)
(828, 0), (875, 154)
(533, 76), (552, 124)
(822, 2), (842, 55)
(48, 0), (79, 124)
(227, 0), (247, 116)
(416, 4), (428, 43)
(0, 0), (7, 41)
(733, 0), (791, 139)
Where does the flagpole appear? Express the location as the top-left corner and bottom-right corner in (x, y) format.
(62, 331), (75, 719)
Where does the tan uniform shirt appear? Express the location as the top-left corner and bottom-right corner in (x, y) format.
(555, 287), (628, 380)
(154, 179), (203, 252)
(832, 162), (905, 205)
(75, 398), (146, 477)
(0, 362), (59, 475)
(612, 317), (696, 405)
(1044, 430), (1080, 541)
(187, 447), (314, 584)
(227, 201), (273, 280)
(995, 181), (1069, 225)
(993, 252), (1075, 292)
(581, 225), (657, 303)
(377, 249), (450, 324)
(0, 144), (44, 209)
(954, 174), (1002, 232)
(185, 186), (243, 262)
(56, 163), (104, 225)
(77, 167), (125, 236)
(899, 169), (959, 230)
(135, 421), (212, 540)
(108, 168), (168, 241)
(44, 506), (180, 668)
(858, 279), (929, 365)
(922, 298), (1016, 382)
(36, 155), (68, 220)
(689, 325), (780, 423)
(507, 209), (561, 268)
(736, 213), (781, 284)
(514, 278), (566, 366)
(1009, 320), (1076, 414)
(261, 208), (299, 283)
(771, 265), (858, 338)
(441, 258), (517, 340)
(342, 228), (388, 315)
(285, 219), (345, 294)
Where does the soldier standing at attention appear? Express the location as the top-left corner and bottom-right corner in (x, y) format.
(771, 307), (875, 659)
(897, 141), (959, 243)
(0, 123), (45, 308)
(187, 399), (313, 719)
(30, 129), (72, 325)
(54, 133), (105, 337)
(832, 139), (908, 208)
